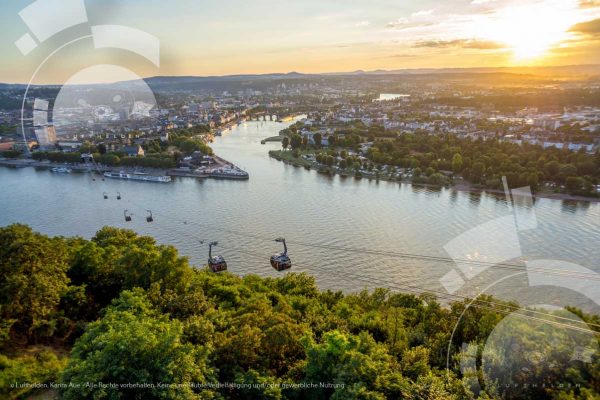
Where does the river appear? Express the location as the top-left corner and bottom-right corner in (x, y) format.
(1, 118), (599, 311)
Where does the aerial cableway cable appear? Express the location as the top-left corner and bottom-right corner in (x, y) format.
(125, 211), (600, 334)
(149, 210), (600, 282)
(225, 246), (600, 335)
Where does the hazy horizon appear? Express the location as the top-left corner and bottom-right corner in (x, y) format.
(2, 0), (600, 84)
(2, 63), (600, 87)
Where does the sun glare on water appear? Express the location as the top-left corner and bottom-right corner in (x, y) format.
(476, 0), (581, 62)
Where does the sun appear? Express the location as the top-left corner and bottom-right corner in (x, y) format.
(475, 0), (581, 62)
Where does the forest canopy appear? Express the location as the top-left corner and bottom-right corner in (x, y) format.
(0, 224), (598, 399)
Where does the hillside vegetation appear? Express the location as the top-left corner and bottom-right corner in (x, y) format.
(0, 224), (598, 399)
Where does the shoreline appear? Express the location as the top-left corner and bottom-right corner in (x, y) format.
(269, 152), (600, 204)
(0, 156), (249, 181)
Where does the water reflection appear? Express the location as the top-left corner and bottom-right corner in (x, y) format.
(468, 191), (482, 206)
(0, 119), (598, 311)
(561, 200), (590, 212)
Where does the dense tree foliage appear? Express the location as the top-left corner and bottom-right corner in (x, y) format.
(0, 225), (598, 399)
(361, 132), (599, 195)
(330, 130), (599, 195)
(0, 225), (73, 344)
(31, 151), (178, 169)
(278, 120), (599, 195)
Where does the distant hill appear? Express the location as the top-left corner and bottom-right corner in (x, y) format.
(334, 64), (600, 77)
(1, 64), (598, 89)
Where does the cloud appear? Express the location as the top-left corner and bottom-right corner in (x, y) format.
(579, 0), (600, 8)
(355, 21), (370, 27)
(470, 0), (496, 4)
(386, 18), (410, 28)
(411, 9), (434, 18)
(385, 53), (416, 58)
(570, 18), (600, 34)
(386, 8), (436, 29)
(413, 39), (505, 49)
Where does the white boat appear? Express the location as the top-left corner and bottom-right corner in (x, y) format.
(209, 165), (249, 179)
(51, 167), (72, 173)
(103, 171), (171, 183)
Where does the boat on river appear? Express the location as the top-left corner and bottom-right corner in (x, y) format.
(51, 167), (72, 173)
(103, 171), (171, 183)
(208, 165), (249, 180)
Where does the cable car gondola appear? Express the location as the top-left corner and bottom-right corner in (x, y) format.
(124, 209), (132, 222)
(103, 192), (108, 199)
(208, 241), (227, 272)
(270, 237), (291, 271)
(117, 192), (121, 200)
(146, 210), (153, 223)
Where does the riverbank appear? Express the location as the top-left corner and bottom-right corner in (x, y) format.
(260, 136), (283, 144)
(2, 118), (598, 313)
(0, 156), (249, 181)
(269, 150), (600, 203)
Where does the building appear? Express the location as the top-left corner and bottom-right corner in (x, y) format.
(34, 126), (57, 148)
(122, 144), (145, 157)
(0, 141), (16, 151)
(81, 153), (94, 163)
(58, 141), (83, 151)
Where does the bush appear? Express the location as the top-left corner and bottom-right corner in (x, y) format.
(1, 150), (22, 158)
(0, 350), (67, 400)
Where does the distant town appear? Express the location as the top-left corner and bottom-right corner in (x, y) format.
(0, 68), (599, 196)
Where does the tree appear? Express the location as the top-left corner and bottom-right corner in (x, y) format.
(0, 224), (70, 343)
(544, 160), (560, 177)
(60, 290), (215, 400)
(565, 176), (583, 194)
(302, 135), (309, 148)
(68, 227), (192, 311)
(99, 153), (120, 166)
(302, 330), (406, 399)
(558, 164), (577, 182)
(2, 225), (599, 400)
(329, 135), (338, 147)
(290, 134), (302, 151)
(452, 153), (463, 174)
(313, 132), (322, 147)
(282, 136), (289, 151)
(470, 162), (485, 184)
(0, 349), (67, 399)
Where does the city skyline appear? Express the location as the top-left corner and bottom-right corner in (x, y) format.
(1, 0), (600, 84)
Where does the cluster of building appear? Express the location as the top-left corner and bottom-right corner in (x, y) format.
(1, 77), (599, 157)
(301, 100), (600, 154)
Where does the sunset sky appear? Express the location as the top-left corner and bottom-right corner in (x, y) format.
(1, 0), (600, 83)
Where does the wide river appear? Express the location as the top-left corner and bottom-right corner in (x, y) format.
(1, 118), (599, 311)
